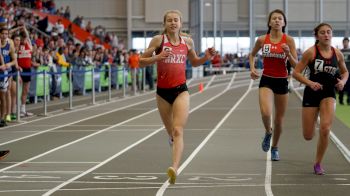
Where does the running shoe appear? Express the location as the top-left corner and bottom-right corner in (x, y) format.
(5, 114), (11, 122)
(271, 147), (280, 161)
(262, 132), (272, 152)
(20, 112), (34, 118)
(167, 167), (177, 184)
(168, 137), (174, 147)
(0, 150), (10, 160)
(10, 113), (16, 120)
(0, 119), (7, 127)
(314, 163), (325, 175)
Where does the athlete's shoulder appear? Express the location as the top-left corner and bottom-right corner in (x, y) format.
(259, 34), (267, 41)
(149, 35), (163, 48)
(333, 47), (343, 60)
(152, 35), (163, 43)
(285, 34), (295, 42)
(303, 46), (316, 59)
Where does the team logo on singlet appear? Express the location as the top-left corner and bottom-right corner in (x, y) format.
(164, 46), (172, 52)
(262, 44), (286, 59)
(263, 44), (271, 53)
(162, 46), (186, 64)
(314, 59), (337, 75)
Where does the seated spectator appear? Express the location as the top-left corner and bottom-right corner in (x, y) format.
(56, 47), (70, 68)
(55, 19), (65, 36)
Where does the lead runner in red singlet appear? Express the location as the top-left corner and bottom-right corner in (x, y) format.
(139, 10), (215, 184)
(249, 9), (298, 161)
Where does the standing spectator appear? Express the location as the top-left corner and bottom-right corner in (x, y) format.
(292, 23), (349, 175)
(63, 6), (71, 20)
(248, 9), (298, 161)
(128, 49), (140, 92)
(85, 20), (93, 33)
(145, 63), (154, 90)
(338, 37), (350, 105)
(211, 51), (221, 67)
(0, 27), (17, 125)
(17, 26), (35, 117)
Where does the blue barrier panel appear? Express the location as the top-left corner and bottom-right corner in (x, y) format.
(84, 65), (93, 91)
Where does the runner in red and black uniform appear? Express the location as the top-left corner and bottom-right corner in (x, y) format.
(249, 9), (298, 161)
(139, 10), (215, 184)
(16, 25), (34, 117)
(293, 23), (348, 175)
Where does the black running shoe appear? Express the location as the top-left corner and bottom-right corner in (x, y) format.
(0, 119), (7, 127)
(0, 150), (10, 160)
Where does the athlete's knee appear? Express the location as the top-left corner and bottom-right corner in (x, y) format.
(303, 130), (314, 141)
(172, 126), (183, 138)
(319, 127), (330, 139)
(274, 117), (284, 127)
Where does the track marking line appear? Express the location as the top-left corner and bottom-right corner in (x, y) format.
(156, 77), (253, 196)
(42, 73), (239, 195)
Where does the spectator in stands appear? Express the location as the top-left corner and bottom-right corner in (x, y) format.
(42, 46), (57, 98)
(46, 0), (56, 14)
(55, 19), (65, 36)
(56, 47), (70, 68)
(79, 16), (86, 29)
(65, 24), (75, 41)
(339, 37), (350, 105)
(111, 32), (118, 48)
(63, 5), (71, 20)
(34, 33), (44, 48)
(72, 47), (88, 94)
(84, 37), (94, 51)
(128, 49), (139, 92)
(35, 0), (43, 11)
(211, 51), (221, 67)
(85, 20), (93, 33)
(0, 0), (7, 9)
(72, 15), (82, 26)
(145, 62), (154, 90)
(93, 47), (103, 69)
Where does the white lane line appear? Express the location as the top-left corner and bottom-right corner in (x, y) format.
(205, 75), (216, 88)
(1, 162), (98, 164)
(0, 98), (156, 147)
(0, 81), (214, 147)
(265, 150), (273, 196)
(291, 80), (350, 164)
(0, 109), (158, 174)
(2, 171), (84, 173)
(42, 73), (239, 196)
(3, 183), (350, 193)
(156, 78), (253, 196)
(330, 132), (350, 163)
(7, 90), (155, 128)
